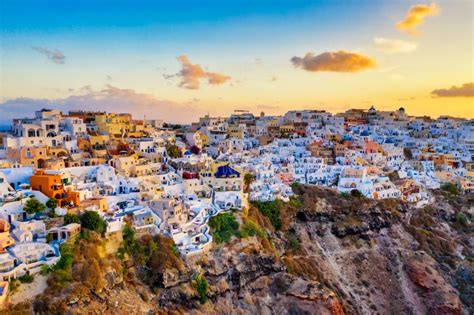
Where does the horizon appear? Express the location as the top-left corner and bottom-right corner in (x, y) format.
(0, 105), (471, 128)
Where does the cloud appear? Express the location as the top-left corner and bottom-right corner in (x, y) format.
(396, 3), (439, 35)
(0, 85), (203, 123)
(374, 37), (417, 53)
(31, 46), (66, 64)
(397, 97), (416, 101)
(431, 82), (474, 97)
(291, 51), (376, 73)
(174, 55), (231, 90)
(270, 76), (278, 82)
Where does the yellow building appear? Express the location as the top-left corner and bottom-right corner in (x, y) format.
(227, 125), (244, 139)
(95, 113), (132, 137)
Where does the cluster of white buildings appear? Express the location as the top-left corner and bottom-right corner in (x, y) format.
(0, 106), (471, 276)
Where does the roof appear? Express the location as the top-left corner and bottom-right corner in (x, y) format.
(214, 164), (240, 178)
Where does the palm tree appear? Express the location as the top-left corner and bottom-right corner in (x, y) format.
(243, 173), (255, 194)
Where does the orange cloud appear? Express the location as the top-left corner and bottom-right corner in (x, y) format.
(176, 55), (230, 89)
(431, 82), (474, 97)
(396, 3), (439, 35)
(291, 51), (376, 73)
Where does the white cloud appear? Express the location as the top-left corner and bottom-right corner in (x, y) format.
(374, 38), (417, 54)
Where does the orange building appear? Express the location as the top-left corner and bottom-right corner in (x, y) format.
(6, 146), (50, 168)
(29, 170), (80, 207)
(363, 139), (383, 154)
(0, 220), (15, 252)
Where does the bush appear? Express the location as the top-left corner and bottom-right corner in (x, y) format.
(350, 189), (364, 198)
(19, 273), (34, 283)
(287, 234), (301, 251)
(456, 212), (468, 226)
(117, 225), (140, 260)
(193, 274), (208, 304)
(238, 220), (267, 239)
(64, 213), (80, 225)
(441, 182), (459, 195)
(340, 192), (350, 198)
(251, 200), (282, 230)
(9, 279), (20, 293)
(80, 211), (105, 233)
(208, 212), (239, 243)
(118, 228), (185, 288)
(288, 195), (303, 209)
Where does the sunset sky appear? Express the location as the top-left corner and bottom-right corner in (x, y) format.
(1, 0), (473, 123)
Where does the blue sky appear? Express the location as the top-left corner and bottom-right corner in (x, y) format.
(1, 0), (472, 122)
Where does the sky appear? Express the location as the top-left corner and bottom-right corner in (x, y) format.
(0, 0), (473, 123)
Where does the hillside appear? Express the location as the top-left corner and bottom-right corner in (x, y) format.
(5, 185), (473, 314)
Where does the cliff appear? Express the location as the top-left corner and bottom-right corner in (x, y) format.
(5, 185), (472, 314)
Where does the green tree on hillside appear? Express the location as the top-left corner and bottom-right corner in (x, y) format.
(64, 213), (80, 225)
(80, 211), (105, 233)
(243, 173), (255, 193)
(46, 198), (57, 211)
(23, 197), (46, 214)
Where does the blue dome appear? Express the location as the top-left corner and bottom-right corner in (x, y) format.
(184, 150), (192, 155)
(215, 164), (240, 178)
(360, 130), (369, 136)
(385, 138), (395, 144)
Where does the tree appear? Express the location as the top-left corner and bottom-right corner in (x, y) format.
(350, 189), (364, 198)
(46, 198), (57, 211)
(243, 173), (255, 193)
(208, 213), (239, 243)
(80, 211), (105, 233)
(166, 143), (182, 158)
(64, 213), (80, 225)
(23, 197), (46, 214)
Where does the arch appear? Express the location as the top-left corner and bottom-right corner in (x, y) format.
(28, 129), (36, 137)
(37, 159), (45, 169)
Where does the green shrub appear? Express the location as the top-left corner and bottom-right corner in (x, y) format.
(441, 182), (459, 195)
(80, 211), (105, 233)
(54, 243), (74, 271)
(193, 274), (208, 304)
(9, 279), (20, 293)
(208, 212), (239, 243)
(350, 189), (364, 198)
(238, 220), (267, 239)
(251, 200), (282, 230)
(19, 273), (34, 283)
(64, 213), (80, 225)
(340, 192), (350, 199)
(287, 234), (301, 251)
(288, 195), (303, 209)
(456, 212), (468, 226)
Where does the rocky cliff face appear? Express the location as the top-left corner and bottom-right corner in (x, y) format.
(6, 186), (472, 315)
